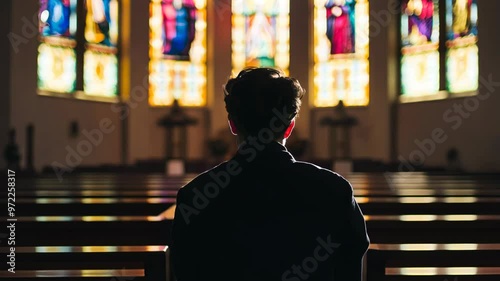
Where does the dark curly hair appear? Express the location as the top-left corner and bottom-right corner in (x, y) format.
(223, 67), (304, 138)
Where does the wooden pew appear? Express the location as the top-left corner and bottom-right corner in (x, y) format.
(16, 196), (500, 217)
(16, 197), (176, 216)
(12, 172), (500, 281)
(365, 215), (500, 243)
(15, 219), (173, 246)
(11, 208), (175, 247)
(366, 243), (500, 281)
(0, 245), (170, 281)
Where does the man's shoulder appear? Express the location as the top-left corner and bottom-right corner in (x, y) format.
(293, 160), (350, 181)
(177, 161), (235, 196)
(290, 160), (353, 191)
(177, 159), (353, 199)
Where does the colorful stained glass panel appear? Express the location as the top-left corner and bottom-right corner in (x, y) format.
(38, 0), (78, 94)
(83, 0), (120, 97)
(401, 0), (440, 97)
(38, 44), (77, 93)
(313, 0), (370, 107)
(232, 0), (290, 75)
(446, 0), (478, 93)
(149, 0), (207, 106)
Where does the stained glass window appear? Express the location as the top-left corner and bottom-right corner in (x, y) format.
(149, 0), (207, 106)
(446, 0), (478, 93)
(38, 0), (78, 93)
(83, 0), (120, 97)
(313, 0), (370, 107)
(38, 0), (121, 100)
(231, 0), (290, 75)
(400, 0), (478, 99)
(401, 0), (440, 97)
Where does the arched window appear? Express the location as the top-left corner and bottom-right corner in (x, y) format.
(38, 0), (121, 101)
(149, 0), (207, 106)
(84, 0), (120, 97)
(400, 0), (478, 101)
(446, 0), (478, 93)
(231, 0), (290, 75)
(38, 0), (79, 94)
(313, 0), (370, 107)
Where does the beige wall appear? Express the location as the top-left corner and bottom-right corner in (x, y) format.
(1, 0), (12, 169)
(7, 0), (500, 172)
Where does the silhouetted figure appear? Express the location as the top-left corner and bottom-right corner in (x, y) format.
(446, 147), (464, 173)
(171, 68), (369, 281)
(4, 129), (21, 171)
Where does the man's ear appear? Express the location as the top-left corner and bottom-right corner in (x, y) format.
(228, 119), (238, 136)
(283, 119), (295, 140)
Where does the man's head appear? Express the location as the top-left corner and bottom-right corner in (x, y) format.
(223, 67), (304, 142)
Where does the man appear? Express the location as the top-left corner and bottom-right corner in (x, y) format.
(171, 67), (369, 281)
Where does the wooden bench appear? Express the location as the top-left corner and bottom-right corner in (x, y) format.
(358, 197), (500, 215)
(366, 243), (500, 281)
(11, 172), (500, 281)
(366, 215), (500, 243)
(16, 197), (176, 216)
(17, 195), (500, 216)
(0, 245), (171, 281)
(14, 219), (173, 246)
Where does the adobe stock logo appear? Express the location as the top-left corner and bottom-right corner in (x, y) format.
(282, 235), (340, 281)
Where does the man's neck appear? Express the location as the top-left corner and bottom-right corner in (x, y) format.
(237, 137), (286, 148)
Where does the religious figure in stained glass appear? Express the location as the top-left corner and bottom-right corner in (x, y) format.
(85, 0), (115, 46)
(402, 0), (435, 45)
(38, 0), (77, 94)
(243, 0), (278, 67)
(313, 0), (369, 107)
(399, 0), (440, 97)
(40, 0), (72, 37)
(446, 0), (478, 93)
(453, 0), (470, 36)
(161, 0), (197, 59)
(149, 0), (207, 106)
(449, 0), (477, 39)
(231, 0), (288, 74)
(325, 0), (356, 55)
(83, 0), (119, 97)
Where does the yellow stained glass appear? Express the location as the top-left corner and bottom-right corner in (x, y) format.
(313, 0), (370, 107)
(149, 0), (207, 106)
(231, 0), (290, 75)
(446, 43), (478, 93)
(84, 0), (120, 97)
(401, 0), (440, 97)
(401, 48), (440, 96)
(38, 43), (77, 93)
(446, 0), (478, 93)
(37, 0), (78, 95)
(85, 0), (119, 47)
(84, 50), (119, 97)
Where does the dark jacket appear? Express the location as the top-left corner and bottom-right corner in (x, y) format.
(171, 141), (369, 281)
